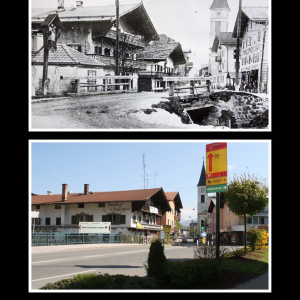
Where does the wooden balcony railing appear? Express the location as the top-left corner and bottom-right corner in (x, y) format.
(140, 205), (162, 216)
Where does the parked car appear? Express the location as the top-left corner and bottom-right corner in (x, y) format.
(181, 237), (187, 243)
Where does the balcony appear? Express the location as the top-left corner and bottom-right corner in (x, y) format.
(137, 71), (180, 78)
(140, 204), (162, 216)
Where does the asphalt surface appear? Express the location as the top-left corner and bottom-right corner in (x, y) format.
(30, 243), (270, 291)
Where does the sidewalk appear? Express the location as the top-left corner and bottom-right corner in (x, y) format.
(232, 271), (269, 290)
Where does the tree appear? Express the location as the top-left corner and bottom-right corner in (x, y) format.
(223, 172), (268, 251)
(174, 220), (183, 236)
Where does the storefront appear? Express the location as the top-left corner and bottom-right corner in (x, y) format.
(241, 69), (259, 92)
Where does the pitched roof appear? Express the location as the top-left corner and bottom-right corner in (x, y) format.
(197, 162), (206, 187)
(32, 3), (159, 41)
(232, 7), (269, 38)
(32, 44), (105, 67)
(209, 0), (230, 10)
(165, 192), (183, 210)
(136, 42), (186, 65)
(32, 188), (164, 205)
(212, 32), (240, 52)
(32, 4), (141, 22)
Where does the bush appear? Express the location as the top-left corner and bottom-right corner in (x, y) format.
(258, 230), (268, 249)
(164, 259), (221, 289)
(41, 273), (158, 290)
(194, 246), (230, 259)
(145, 239), (167, 280)
(249, 229), (262, 251)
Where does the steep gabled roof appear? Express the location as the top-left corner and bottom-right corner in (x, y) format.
(32, 3), (159, 41)
(212, 32), (240, 52)
(165, 192), (183, 210)
(232, 7), (269, 38)
(136, 42), (186, 65)
(32, 44), (105, 67)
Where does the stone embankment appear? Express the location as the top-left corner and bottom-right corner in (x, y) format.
(152, 91), (269, 129)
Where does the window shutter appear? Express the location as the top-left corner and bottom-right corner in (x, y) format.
(102, 215), (109, 222)
(120, 215), (126, 224)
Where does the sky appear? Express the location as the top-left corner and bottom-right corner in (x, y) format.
(30, 0), (270, 76)
(30, 140), (271, 225)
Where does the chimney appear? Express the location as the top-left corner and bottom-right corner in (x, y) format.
(76, 1), (83, 7)
(57, 0), (64, 10)
(84, 184), (89, 195)
(62, 184), (68, 201)
(47, 191), (52, 195)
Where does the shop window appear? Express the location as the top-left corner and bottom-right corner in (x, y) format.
(102, 214), (126, 225)
(55, 205), (61, 209)
(98, 203), (105, 207)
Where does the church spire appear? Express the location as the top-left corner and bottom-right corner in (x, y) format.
(197, 161), (206, 187)
(209, 0), (230, 11)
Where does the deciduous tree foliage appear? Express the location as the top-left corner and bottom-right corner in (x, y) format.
(223, 173), (268, 251)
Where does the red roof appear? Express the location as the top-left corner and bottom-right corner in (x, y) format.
(32, 188), (163, 205)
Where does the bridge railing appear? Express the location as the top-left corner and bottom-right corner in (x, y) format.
(162, 77), (212, 96)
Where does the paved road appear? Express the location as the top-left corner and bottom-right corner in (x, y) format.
(30, 243), (195, 290)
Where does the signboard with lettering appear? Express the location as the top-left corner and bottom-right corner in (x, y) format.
(206, 143), (228, 193)
(79, 222), (111, 234)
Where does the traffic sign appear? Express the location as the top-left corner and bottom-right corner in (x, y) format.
(201, 232), (207, 237)
(206, 143), (228, 193)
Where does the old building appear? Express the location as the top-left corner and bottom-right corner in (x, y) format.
(232, 6), (269, 93)
(156, 192), (183, 237)
(31, 184), (176, 241)
(31, 1), (159, 93)
(136, 36), (186, 92)
(211, 32), (241, 89)
(208, 0), (231, 79)
(31, 44), (105, 95)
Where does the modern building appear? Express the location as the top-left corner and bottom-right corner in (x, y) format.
(232, 6), (269, 93)
(31, 184), (174, 241)
(206, 194), (269, 245)
(156, 192), (183, 237)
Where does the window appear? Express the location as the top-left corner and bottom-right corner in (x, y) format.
(78, 45), (82, 52)
(260, 217), (265, 224)
(201, 195), (205, 203)
(36, 205), (40, 209)
(102, 214), (126, 225)
(98, 203), (105, 207)
(55, 205), (61, 209)
(46, 218), (51, 225)
(258, 31), (261, 42)
(104, 48), (111, 56)
(247, 217), (252, 224)
(32, 218), (41, 225)
(78, 204), (84, 208)
(56, 218), (61, 225)
(95, 46), (102, 54)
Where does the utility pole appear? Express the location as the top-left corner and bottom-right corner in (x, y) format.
(235, 0), (242, 91)
(115, 0), (120, 90)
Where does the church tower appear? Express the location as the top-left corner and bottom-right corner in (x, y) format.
(209, 0), (231, 49)
(197, 161), (208, 236)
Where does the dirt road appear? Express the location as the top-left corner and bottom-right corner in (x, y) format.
(30, 92), (228, 130)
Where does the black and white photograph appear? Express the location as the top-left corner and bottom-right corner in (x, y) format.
(29, 0), (271, 130)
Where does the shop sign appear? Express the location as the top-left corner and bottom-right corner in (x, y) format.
(79, 222), (111, 234)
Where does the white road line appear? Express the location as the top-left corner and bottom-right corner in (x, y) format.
(82, 254), (104, 258)
(32, 269), (98, 282)
(32, 259), (65, 264)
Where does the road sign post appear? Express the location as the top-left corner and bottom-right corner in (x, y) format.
(206, 143), (227, 260)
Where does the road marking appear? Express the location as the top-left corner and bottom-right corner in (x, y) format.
(82, 254), (104, 258)
(32, 269), (98, 282)
(32, 259), (65, 264)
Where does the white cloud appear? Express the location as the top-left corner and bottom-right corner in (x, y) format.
(228, 164), (237, 170)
